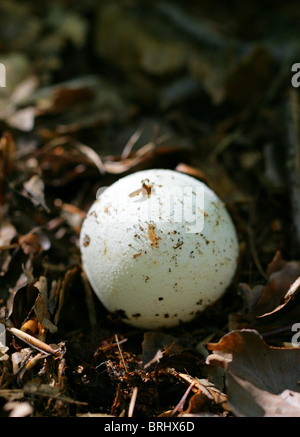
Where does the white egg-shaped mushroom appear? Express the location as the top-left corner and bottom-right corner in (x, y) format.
(80, 169), (239, 329)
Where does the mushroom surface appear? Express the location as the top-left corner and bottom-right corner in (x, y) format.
(80, 169), (239, 329)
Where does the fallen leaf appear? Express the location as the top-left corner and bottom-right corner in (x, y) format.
(226, 372), (300, 417)
(7, 281), (39, 329)
(11, 348), (32, 375)
(0, 221), (17, 247)
(23, 175), (49, 212)
(141, 331), (180, 369)
(6, 107), (35, 131)
(4, 401), (33, 417)
(252, 255), (300, 317)
(237, 252), (300, 332)
(257, 276), (300, 319)
(207, 329), (300, 394)
(178, 373), (227, 415)
(33, 276), (57, 334)
(0, 344), (9, 362)
(18, 231), (50, 259)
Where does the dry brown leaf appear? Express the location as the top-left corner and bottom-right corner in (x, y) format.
(237, 252), (300, 332)
(257, 276), (300, 320)
(0, 221), (17, 247)
(6, 107), (35, 131)
(253, 255), (300, 317)
(33, 276), (57, 334)
(207, 329), (300, 394)
(141, 331), (181, 369)
(23, 175), (49, 212)
(18, 231), (50, 260)
(7, 281), (39, 328)
(226, 372), (300, 417)
(178, 373), (227, 415)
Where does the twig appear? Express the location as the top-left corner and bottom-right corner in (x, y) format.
(121, 130), (142, 159)
(9, 327), (60, 355)
(27, 135), (106, 175)
(128, 387), (138, 417)
(171, 381), (195, 416)
(110, 383), (121, 416)
(115, 334), (127, 372)
(17, 352), (45, 384)
(97, 337), (128, 354)
(73, 140), (106, 175)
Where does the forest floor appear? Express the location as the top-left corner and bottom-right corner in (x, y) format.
(1, 0), (300, 417)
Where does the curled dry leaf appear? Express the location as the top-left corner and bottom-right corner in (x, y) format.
(256, 276), (300, 320)
(253, 251), (300, 317)
(18, 230), (50, 261)
(177, 373), (227, 416)
(58, 202), (86, 234)
(7, 282), (39, 329)
(226, 372), (300, 417)
(206, 329), (300, 416)
(1, 0), (300, 418)
(23, 174), (49, 212)
(237, 251), (300, 331)
(207, 329), (300, 396)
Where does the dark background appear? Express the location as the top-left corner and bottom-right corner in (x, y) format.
(0, 0), (300, 417)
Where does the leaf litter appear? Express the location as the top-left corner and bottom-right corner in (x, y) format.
(1, 0), (300, 418)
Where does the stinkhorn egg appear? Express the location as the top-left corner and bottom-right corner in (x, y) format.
(80, 168), (239, 329)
